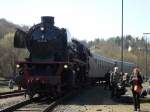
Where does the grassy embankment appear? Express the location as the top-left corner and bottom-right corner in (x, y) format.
(0, 77), (17, 93)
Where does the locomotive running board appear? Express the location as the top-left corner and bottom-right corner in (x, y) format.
(16, 61), (75, 65)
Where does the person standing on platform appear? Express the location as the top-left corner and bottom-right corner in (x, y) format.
(130, 67), (143, 112)
(104, 70), (111, 90)
(110, 67), (121, 97)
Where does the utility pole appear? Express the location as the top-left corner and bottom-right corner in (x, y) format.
(121, 0), (124, 73)
(143, 33), (150, 81)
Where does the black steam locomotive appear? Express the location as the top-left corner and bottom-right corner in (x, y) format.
(14, 16), (90, 98)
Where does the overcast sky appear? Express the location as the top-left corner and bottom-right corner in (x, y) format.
(0, 0), (150, 41)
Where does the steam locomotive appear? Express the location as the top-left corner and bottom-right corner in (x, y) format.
(14, 16), (90, 98)
(13, 16), (135, 98)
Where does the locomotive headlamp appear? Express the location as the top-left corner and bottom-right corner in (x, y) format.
(64, 64), (68, 69)
(16, 64), (20, 68)
(40, 27), (44, 31)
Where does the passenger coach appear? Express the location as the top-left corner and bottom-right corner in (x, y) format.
(87, 53), (135, 82)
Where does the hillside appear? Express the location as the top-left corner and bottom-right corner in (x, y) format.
(88, 37), (149, 76)
(0, 18), (149, 77)
(0, 18), (29, 38)
(0, 18), (29, 77)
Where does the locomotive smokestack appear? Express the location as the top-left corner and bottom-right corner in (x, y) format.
(41, 16), (54, 26)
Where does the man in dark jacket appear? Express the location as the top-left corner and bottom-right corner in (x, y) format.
(110, 67), (121, 97)
(140, 87), (150, 98)
(104, 70), (111, 90)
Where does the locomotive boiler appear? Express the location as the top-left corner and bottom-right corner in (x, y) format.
(14, 16), (90, 98)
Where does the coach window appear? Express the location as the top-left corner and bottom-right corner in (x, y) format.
(95, 59), (97, 64)
(103, 61), (105, 69)
(105, 62), (107, 69)
(104, 61), (106, 70)
(108, 63), (109, 68)
(104, 62), (106, 69)
(100, 61), (102, 68)
(96, 60), (98, 68)
(107, 63), (109, 69)
(109, 64), (111, 69)
(99, 61), (101, 68)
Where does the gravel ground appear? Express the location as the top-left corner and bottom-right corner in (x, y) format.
(0, 95), (28, 110)
(52, 86), (150, 112)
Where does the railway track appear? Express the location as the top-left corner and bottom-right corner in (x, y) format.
(13, 97), (54, 112)
(0, 90), (25, 99)
(43, 90), (77, 112)
(0, 89), (80, 112)
(0, 96), (40, 112)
